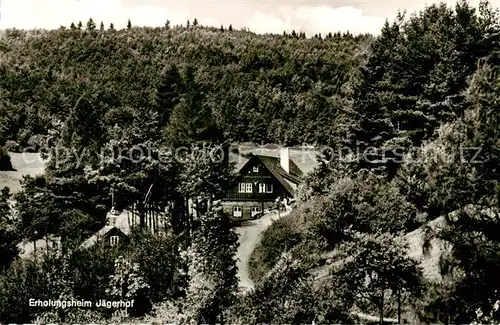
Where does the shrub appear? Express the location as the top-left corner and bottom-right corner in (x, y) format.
(3, 141), (21, 153)
(0, 147), (12, 171)
(248, 213), (304, 282)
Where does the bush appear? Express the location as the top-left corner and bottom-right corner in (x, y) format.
(0, 147), (12, 171)
(248, 213), (304, 282)
(3, 141), (21, 153)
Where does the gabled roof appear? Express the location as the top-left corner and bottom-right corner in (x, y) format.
(79, 225), (126, 249)
(235, 154), (303, 196)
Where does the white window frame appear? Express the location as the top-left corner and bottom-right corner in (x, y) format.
(258, 183), (265, 193)
(266, 183), (273, 193)
(253, 166), (259, 172)
(245, 183), (253, 193)
(239, 183), (246, 193)
(233, 206), (242, 217)
(110, 235), (119, 246)
(251, 206), (262, 217)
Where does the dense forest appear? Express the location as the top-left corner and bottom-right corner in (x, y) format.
(0, 0), (499, 323)
(0, 19), (369, 149)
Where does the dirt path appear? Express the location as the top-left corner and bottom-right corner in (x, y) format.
(234, 209), (291, 290)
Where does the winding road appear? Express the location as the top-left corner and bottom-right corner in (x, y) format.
(234, 209), (291, 290)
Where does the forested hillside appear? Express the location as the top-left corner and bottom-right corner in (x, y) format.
(0, 0), (499, 324)
(249, 1), (500, 323)
(0, 22), (369, 149)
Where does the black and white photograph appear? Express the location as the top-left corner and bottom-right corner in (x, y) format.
(0, 0), (499, 323)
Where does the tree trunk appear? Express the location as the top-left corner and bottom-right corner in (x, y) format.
(138, 201), (146, 229)
(380, 289), (384, 325)
(397, 288), (402, 325)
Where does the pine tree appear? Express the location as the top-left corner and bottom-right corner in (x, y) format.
(86, 18), (96, 30)
(193, 18), (198, 26)
(165, 19), (170, 29)
(77, 21), (83, 29)
(127, 19), (132, 29)
(346, 18), (406, 177)
(70, 22), (76, 29)
(186, 20), (190, 28)
(100, 21), (104, 31)
(164, 66), (222, 147)
(109, 23), (114, 30)
(228, 24), (233, 31)
(156, 63), (182, 126)
(220, 25), (224, 32)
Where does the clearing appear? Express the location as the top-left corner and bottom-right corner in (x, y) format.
(0, 152), (46, 194)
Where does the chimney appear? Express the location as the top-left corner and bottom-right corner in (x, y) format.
(280, 147), (290, 173)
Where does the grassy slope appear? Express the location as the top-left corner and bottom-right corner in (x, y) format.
(0, 152), (46, 194)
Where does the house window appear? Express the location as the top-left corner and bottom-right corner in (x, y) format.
(110, 235), (119, 246)
(258, 183), (266, 193)
(266, 183), (273, 193)
(239, 183), (246, 193)
(233, 206), (242, 217)
(245, 183), (253, 193)
(253, 166), (259, 172)
(251, 206), (261, 217)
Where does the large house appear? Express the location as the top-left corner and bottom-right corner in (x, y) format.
(222, 147), (303, 220)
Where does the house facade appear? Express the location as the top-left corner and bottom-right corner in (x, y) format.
(222, 148), (303, 220)
(79, 209), (131, 250)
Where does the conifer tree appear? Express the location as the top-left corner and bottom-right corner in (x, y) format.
(165, 19), (170, 29)
(127, 19), (132, 29)
(193, 18), (198, 26)
(77, 21), (83, 29)
(156, 64), (182, 126)
(109, 23), (114, 30)
(99, 21), (104, 30)
(228, 24), (233, 31)
(164, 66), (222, 147)
(70, 22), (76, 29)
(86, 18), (96, 30)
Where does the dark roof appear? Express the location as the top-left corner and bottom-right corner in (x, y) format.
(235, 153), (303, 196)
(79, 225), (127, 249)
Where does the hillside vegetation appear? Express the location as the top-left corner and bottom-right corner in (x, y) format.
(0, 1), (499, 324)
(0, 23), (368, 150)
(250, 1), (500, 323)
